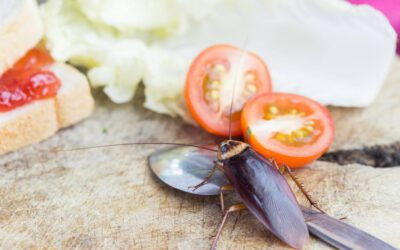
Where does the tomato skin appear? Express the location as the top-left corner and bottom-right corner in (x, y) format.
(185, 44), (272, 137)
(241, 92), (334, 168)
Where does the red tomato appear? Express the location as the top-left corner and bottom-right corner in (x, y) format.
(241, 92), (334, 168)
(185, 44), (272, 137)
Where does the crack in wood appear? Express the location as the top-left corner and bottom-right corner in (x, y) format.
(320, 142), (400, 167)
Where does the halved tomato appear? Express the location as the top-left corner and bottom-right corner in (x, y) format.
(185, 44), (272, 137)
(241, 92), (334, 168)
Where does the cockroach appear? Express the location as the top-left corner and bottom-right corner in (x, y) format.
(189, 140), (317, 249)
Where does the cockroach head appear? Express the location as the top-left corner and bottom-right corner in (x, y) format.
(217, 140), (249, 161)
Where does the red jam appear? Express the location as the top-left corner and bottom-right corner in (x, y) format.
(0, 49), (60, 112)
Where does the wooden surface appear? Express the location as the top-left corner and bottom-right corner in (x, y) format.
(330, 58), (400, 151)
(0, 57), (400, 249)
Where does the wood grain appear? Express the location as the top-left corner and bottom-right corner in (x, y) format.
(0, 58), (399, 249)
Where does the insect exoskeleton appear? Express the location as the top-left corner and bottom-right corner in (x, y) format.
(217, 140), (250, 161)
(216, 139), (309, 249)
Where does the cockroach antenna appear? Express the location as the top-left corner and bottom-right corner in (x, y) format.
(58, 142), (218, 153)
(228, 36), (250, 140)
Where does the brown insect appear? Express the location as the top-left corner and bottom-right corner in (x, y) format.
(190, 139), (321, 249)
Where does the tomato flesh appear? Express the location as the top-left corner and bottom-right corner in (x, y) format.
(0, 49), (60, 112)
(242, 92), (334, 168)
(185, 45), (272, 136)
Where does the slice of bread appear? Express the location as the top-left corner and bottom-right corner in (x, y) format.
(51, 63), (94, 128)
(0, 63), (94, 155)
(0, 0), (43, 76)
(0, 0), (94, 155)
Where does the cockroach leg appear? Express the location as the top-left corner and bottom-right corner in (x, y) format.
(219, 185), (234, 212)
(280, 164), (326, 213)
(215, 162), (224, 172)
(189, 162), (223, 191)
(271, 159), (283, 173)
(211, 203), (247, 250)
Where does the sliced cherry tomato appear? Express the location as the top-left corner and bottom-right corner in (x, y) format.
(241, 92), (334, 168)
(185, 44), (272, 137)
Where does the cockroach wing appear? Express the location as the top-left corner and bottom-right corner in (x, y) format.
(223, 147), (309, 249)
(301, 206), (398, 250)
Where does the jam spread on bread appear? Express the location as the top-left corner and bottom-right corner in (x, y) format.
(0, 49), (60, 112)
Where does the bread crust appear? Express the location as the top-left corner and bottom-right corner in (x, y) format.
(0, 100), (58, 154)
(0, 63), (94, 155)
(51, 63), (94, 128)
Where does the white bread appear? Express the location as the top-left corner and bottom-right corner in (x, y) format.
(0, 63), (94, 155)
(0, 0), (94, 155)
(0, 0), (43, 76)
(51, 63), (94, 128)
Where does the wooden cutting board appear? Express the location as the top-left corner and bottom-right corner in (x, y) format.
(0, 57), (399, 249)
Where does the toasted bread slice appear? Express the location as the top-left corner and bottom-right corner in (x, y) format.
(0, 0), (43, 76)
(0, 63), (94, 155)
